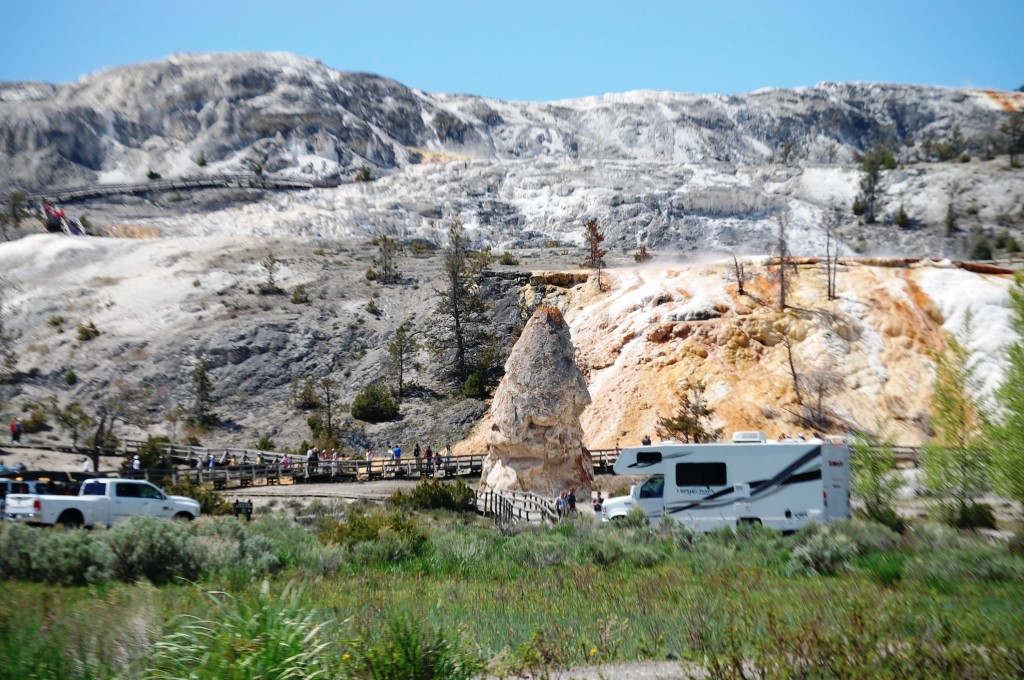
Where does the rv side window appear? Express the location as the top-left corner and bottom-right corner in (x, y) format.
(636, 451), (662, 465)
(676, 463), (727, 487)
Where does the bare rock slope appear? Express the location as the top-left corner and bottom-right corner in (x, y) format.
(3, 53), (1023, 258)
(1, 53), (1023, 455)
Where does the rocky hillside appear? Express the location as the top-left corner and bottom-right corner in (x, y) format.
(2, 53), (1023, 258)
(1, 52), (1019, 186)
(1, 53), (1022, 454)
(0, 227), (1015, 452)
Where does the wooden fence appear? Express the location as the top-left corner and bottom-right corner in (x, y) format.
(25, 174), (345, 204)
(476, 488), (558, 525)
(2, 439), (922, 495)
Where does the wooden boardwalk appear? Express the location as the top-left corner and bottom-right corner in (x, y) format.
(25, 174), (345, 204)
(1, 438), (921, 499)
(0, 439), (623, 492)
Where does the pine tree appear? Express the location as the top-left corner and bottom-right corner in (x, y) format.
(580, 218), (608, 292)
(656, 380), (723, 443)
(944, 202), (956, 237)
(260, 251), (281, 294)
(317, 376), (340, 441)
(773, 211), (795, 311)
(894, 203), (910, 228)
(387, 319), (420, 399)
(850, 423), (904, 521)
(921, 313), (990, 527)
(429, 220), (492, 386)
(370, 234), (403, 284)
(0, 191), (26, 241)
(1001, 113), (1024, 167)
(988, 273), (1024, 506)
(853, 146), (892, 224)
(80, 382), (148, 472)
(190, 355), (217, 428)
(47, 398), (94, 451)
(824, 215), (840, 300)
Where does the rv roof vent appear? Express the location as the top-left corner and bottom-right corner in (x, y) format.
(732, 431), (767, 443)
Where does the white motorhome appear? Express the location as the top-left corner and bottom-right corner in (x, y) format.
(602, 433), (850, 532)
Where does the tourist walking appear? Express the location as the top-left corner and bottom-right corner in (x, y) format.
(555, 491), (568, 518)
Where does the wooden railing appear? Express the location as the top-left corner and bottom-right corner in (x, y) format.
(2, 439), (923, 494)
(25, 174), (346, 204)
(476, 488), (558, 525)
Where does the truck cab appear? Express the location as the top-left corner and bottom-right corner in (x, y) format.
(601, 475), (665, 521)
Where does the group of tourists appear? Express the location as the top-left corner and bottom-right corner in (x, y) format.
(366, 442), (454, 474)
(554, 489), (578, 517)
(305, 447), (342, 472)
(0, 461), (26, 474)
(7, 418), (23, 444)
(554, 488), (605, 520)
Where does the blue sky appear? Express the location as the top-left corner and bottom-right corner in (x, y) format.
(3, 0), (1021, 101)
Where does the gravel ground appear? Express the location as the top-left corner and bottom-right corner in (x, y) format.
(535, 660), (706, 679)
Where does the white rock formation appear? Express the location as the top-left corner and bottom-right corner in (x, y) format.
(480, 306), (593, 497)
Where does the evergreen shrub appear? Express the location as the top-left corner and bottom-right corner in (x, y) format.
(350, 384), (398, 422)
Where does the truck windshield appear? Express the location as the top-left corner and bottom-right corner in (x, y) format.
(639, 476), (664, 498)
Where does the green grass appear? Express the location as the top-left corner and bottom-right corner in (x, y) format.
(1, 513), (1023, 677)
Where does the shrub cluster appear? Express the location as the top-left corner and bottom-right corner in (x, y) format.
(105, 516), (200, 583)
(342, 615), (483, 680)
(390, 478), (476, 512)
(350, 383), (398, 422)
(148, 585), (328, 679)
(317, 505), (428, 563)
(2, 511), (1024, 678)
(0, 516), (291, 585)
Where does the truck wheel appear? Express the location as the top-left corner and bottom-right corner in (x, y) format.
(173, 512), (194, 522)
(57, 510), (84, 529)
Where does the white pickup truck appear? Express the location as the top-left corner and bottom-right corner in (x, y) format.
(5, 478), (200, 527)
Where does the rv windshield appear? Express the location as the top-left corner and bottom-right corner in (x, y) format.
(639, 476), (664, 499)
